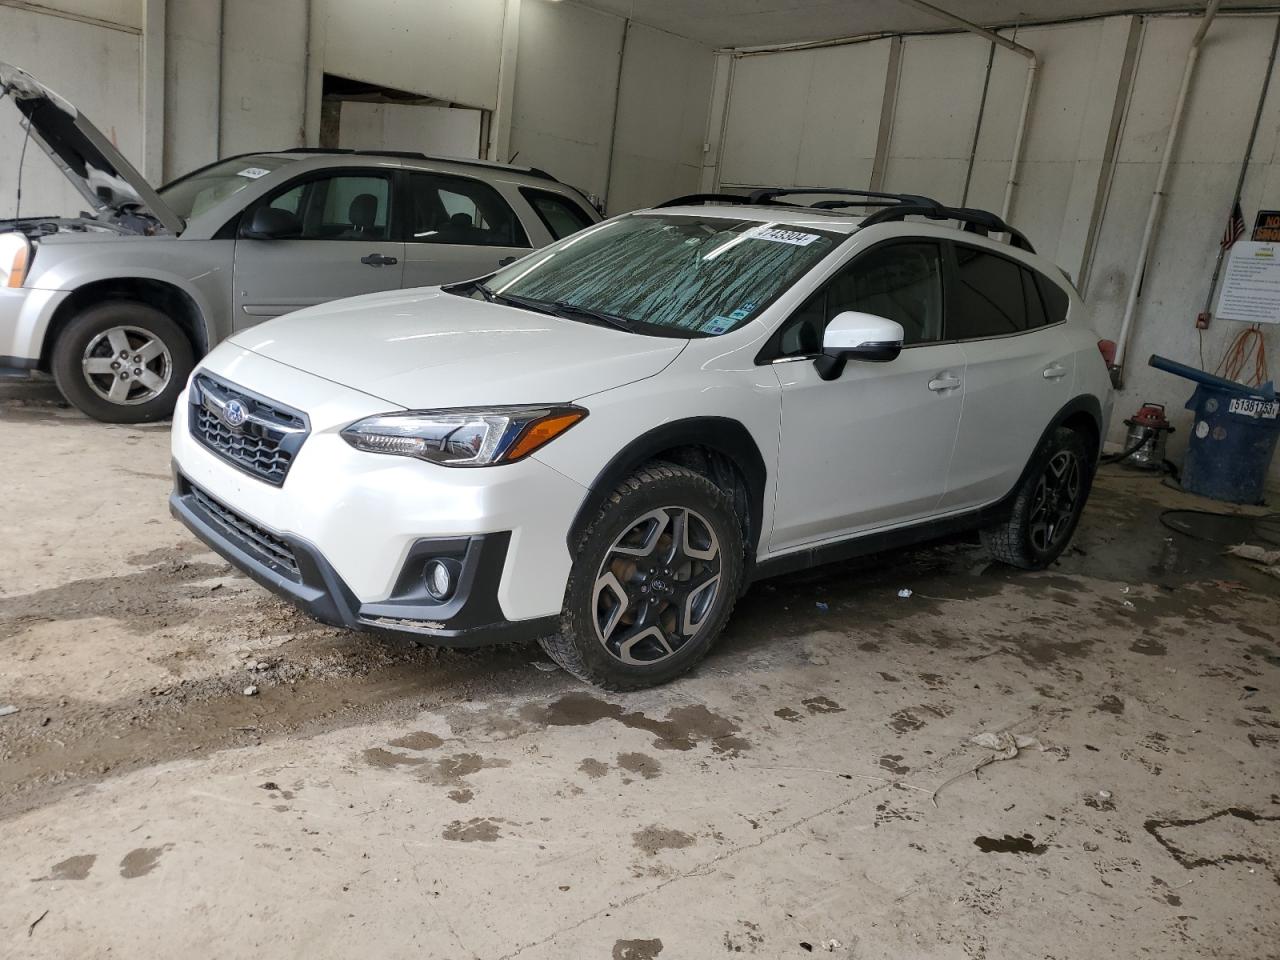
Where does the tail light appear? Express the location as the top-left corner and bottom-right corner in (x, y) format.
(1097, 339), (1117, 366)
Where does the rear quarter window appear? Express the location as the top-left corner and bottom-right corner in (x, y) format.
(1035, 272), (1071, 325)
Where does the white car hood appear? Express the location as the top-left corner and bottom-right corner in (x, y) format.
(227, 287), (687, 409)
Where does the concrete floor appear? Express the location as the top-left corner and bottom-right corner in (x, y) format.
(1, 378), (1278, 959)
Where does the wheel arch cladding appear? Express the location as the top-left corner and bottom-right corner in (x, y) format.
(567, 417), (767, 559)
(993, 394), (1102, 520)
(1054, 395), (1103, 459)
(41, 277), (208, 370)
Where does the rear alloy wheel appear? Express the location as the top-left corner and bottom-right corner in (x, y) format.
(543, 463), (744, 689)
(981, 426), (1093, 569)
(51, 301), (194, 423)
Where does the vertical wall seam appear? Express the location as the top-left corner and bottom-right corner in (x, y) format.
(869, 34), (902, 191)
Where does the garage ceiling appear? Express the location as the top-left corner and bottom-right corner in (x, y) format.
(573, 1), (1279, 48)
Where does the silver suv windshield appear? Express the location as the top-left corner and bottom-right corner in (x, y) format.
(459, 213), (843, 337)
(158, 155), (296, 220)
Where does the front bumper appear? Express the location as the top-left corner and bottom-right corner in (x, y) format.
(170, 474), (558, 645)
(168, 347), (588, 644)
(0, 285), (68, 370)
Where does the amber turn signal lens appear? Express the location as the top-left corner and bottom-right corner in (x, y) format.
(504, 410), (586, 462)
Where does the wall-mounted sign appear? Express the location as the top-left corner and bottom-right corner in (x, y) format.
(1252, 210), (1280, 242)
(1215, 241), (1280, 324)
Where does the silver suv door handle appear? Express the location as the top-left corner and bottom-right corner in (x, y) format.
(1042, 362), (1068, 380)
(928, 375), (961, 392)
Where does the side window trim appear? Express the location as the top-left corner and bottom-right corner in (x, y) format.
(236, 167), (399, 242)
(941, 240), (1068, 343)
(757, 237), (946, 364)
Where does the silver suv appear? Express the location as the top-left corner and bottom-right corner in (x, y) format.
(0, 62), (599, 422)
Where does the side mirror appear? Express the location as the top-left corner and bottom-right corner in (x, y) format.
(814, 311), (904, 381)
(241, 206), (300, 240)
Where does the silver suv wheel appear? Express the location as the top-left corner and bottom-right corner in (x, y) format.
(81, 325), (174, 406)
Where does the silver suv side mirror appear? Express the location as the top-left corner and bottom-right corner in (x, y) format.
(815, 311), (904, 381)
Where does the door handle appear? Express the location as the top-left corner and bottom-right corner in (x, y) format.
(360, 253), (398, 266)
(928, 375), (962, 392)
(1042, 362), (1068, 380)
(497, 256), (517, 266)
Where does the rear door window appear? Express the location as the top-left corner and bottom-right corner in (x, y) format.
(405, 172), (530, 248)
(520, 187), (596, 240)
(946, 244), (1030, 339)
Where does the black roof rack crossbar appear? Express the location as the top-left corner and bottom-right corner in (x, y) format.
(655, 193), (758, 208)
(860, 204), (1035, 253)
(749, 187), (941, 208)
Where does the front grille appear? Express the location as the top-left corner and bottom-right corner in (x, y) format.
(189, 374), (309, 486)
(188, 482), (300, 580)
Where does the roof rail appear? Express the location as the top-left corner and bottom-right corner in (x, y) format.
(748, 187), (941, 208)
(280, 147), (559, 182)
(655, 187), (942, 211)
(861, 203), (1036, 253)
(654, 193), (757, 208)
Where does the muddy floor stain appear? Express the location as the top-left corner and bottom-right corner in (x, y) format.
(617, 752), (662, 780)
(120, 844), (173, 878)
(973, 834), (1048, 855)
(613, 938), (664, 959)
(388, 731), (443, 751)
(442, 817), (504, 842)
(633, 825), (695, 856)
(521, 693), (750, 755)
(41, 854), (96, 881)
(578, 758), (608, 779)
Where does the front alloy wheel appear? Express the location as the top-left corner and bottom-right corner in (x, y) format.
(542, 463), (744, 690)
(593, 506), (723, 665)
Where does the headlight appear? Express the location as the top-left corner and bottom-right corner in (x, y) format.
(341, 405), (587, 467)
(0, 232), (32, 289)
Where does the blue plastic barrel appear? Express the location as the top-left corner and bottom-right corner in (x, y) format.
(1181, 384), (1280, 504)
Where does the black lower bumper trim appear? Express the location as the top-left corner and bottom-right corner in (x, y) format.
(170, 476), (558, 647)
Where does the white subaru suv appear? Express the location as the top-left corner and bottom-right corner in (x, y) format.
(169, 189), (1113, 689)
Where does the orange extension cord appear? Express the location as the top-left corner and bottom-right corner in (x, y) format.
(1214, 323), (1271, 387)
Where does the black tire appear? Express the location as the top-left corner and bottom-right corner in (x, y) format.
(981, 426), (1094, 569)
(51, 300), (195, 423)
(541, 463), (745, 690)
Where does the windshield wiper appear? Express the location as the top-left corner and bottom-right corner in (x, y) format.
(548, 301), (633, 332)
(474, 284), (630, 329)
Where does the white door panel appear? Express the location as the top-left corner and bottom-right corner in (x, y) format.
(939, 328), (1075, 510)
(769, 345), (966, 553)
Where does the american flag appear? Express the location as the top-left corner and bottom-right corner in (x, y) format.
(1221, 200), (1245, 250)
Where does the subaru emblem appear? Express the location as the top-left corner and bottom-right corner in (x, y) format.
(222, 399), (248, 429)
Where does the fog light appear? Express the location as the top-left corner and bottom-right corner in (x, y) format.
(424, 559), (456, 601)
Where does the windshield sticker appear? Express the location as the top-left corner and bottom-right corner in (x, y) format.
(237, 167), (271, 179)
(728, 307), (751, 321)
(701, 315), (736, 335)
(751, 227), (820, 246)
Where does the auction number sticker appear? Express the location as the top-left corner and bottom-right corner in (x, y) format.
(752, 227), (820, 246)
(237, 167), (271, 179)
(1228, 397), (1279, 419)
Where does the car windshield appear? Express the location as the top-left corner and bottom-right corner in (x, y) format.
(158, 155), (296, 220)
(464, 213), (843, 337)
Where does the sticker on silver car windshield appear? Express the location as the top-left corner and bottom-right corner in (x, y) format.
(237, 167), (271, 179)
(752, 227), (820, 246)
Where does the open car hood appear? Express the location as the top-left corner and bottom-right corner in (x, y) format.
(0, 62), (182, 235)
